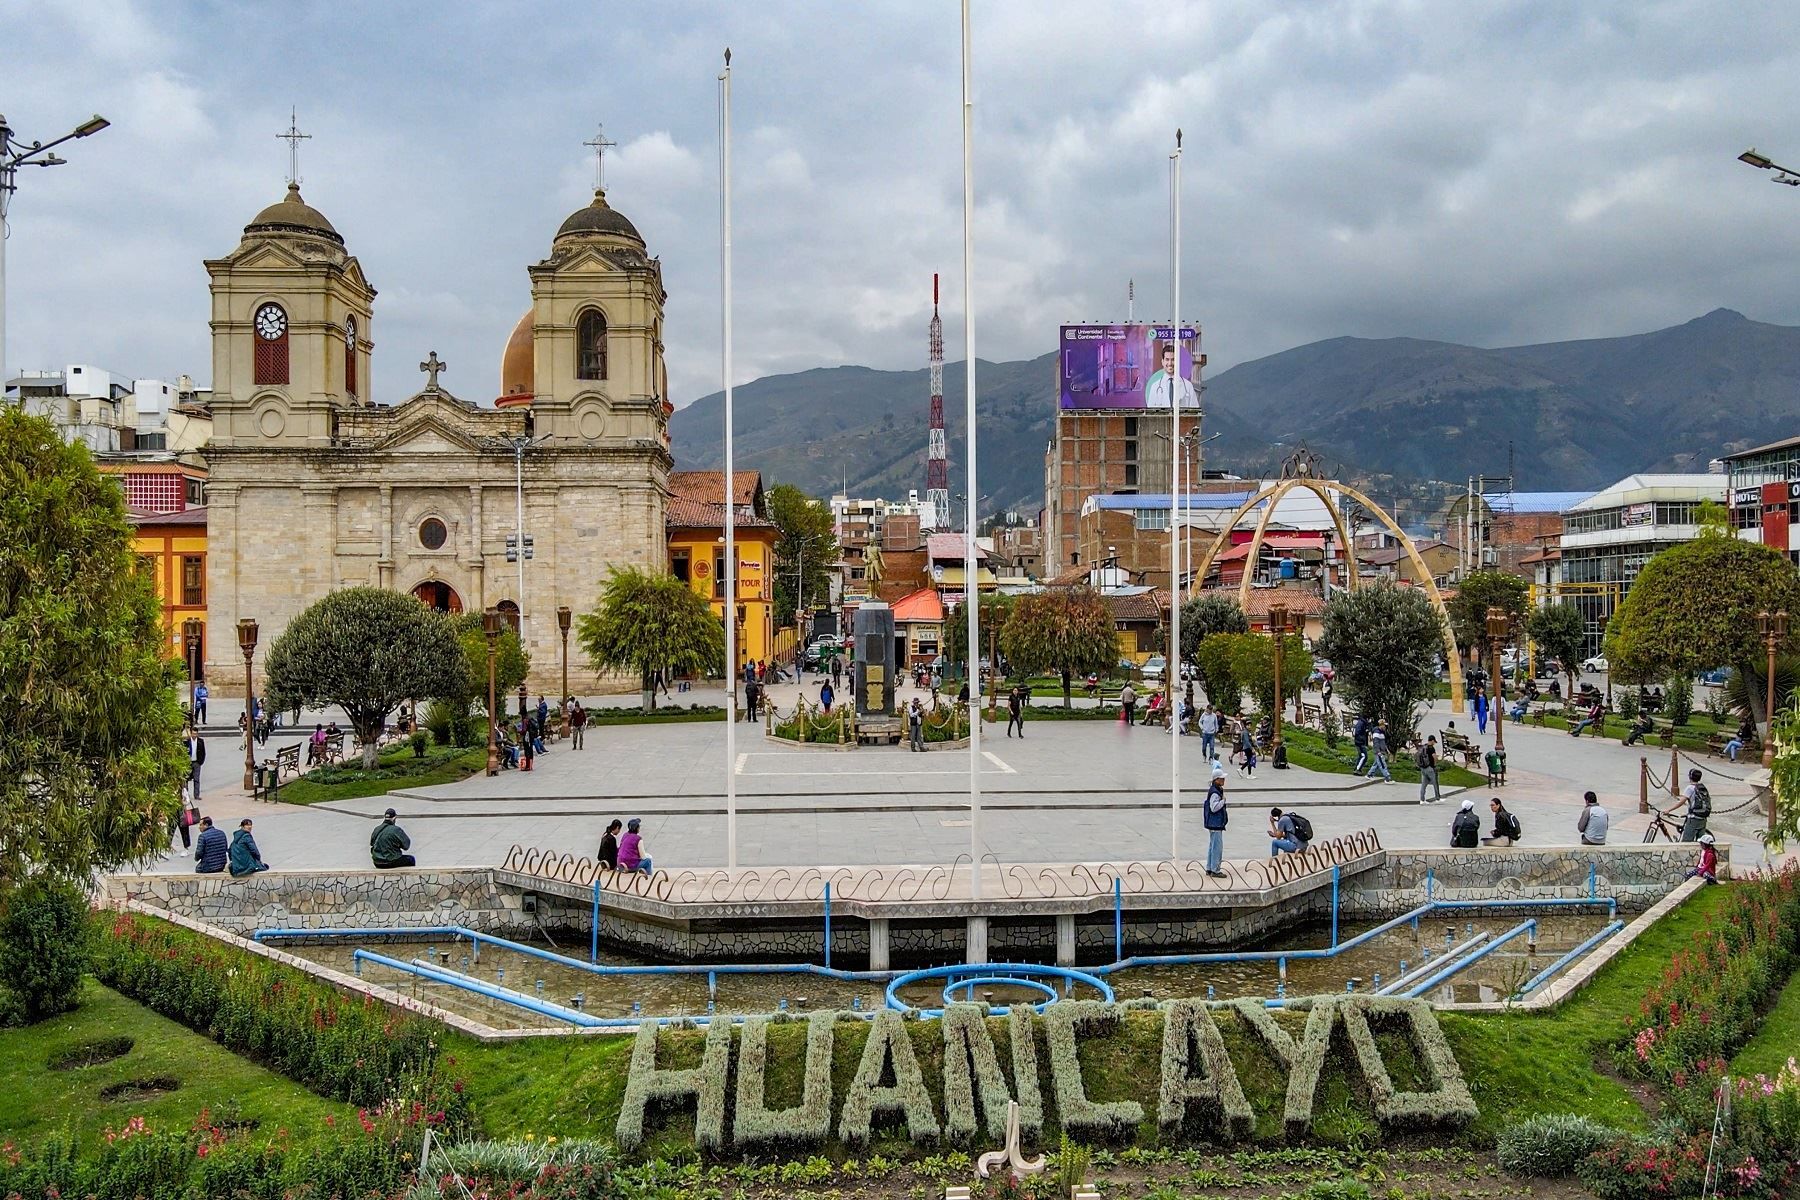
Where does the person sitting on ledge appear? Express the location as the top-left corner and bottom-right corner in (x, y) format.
(194, 816), (228, 874)
(1686, 832), (1719, 884)
(370, 808), (416, 869)
(228, 818), (269, 877)
(618, 818), (653, 875)
(1450, 798), (1481, 848)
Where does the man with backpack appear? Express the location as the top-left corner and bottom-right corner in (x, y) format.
(1203, 775), (1229, 877)
(1678, 768), (1711, 842)
(1268, 807), (1311, 855)
(1450, 798), (1481, 848)
(1416, 736), (1441, 803)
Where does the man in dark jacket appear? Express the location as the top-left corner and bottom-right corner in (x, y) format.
(1450, 799), (1481, 848)
(597, 818), (622, 868)
(370, 808), (416, 868)
(228, 819), (269, 876)
(1202, 775), (1229, 877)
(194, 817), (228, 873)
(1006, 685), (1026, 738)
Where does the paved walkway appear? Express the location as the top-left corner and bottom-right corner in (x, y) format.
(150, 694), (1783, 878)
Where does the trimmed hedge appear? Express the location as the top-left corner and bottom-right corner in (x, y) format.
(1045, 1001), (1145, 1141)
(1338, 997), (1477, 1130)
(837, 1009), (940, 1147)
(1158, 999), (1253, 1140)
(614, 1018), (731, 1152)
(731, 1011), (837, 1150)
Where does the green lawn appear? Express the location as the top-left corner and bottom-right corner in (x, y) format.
(1279, 725), (1488, 789)
(1732, 965), (1800, 1079)
(275, 744), (489, 805)
(0, 981), (347, 1150)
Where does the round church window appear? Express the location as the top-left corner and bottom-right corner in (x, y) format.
(419, 518), (448, 550)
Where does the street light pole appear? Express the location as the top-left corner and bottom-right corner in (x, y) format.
(1270, 604), (1289, 758)
(483, 608), (501, 776)
(1739, 148), (1800, 187)
(1759, 609), (1788, 772)
(182, 617), (203, 717)
(1486, 606), (1509, 756)
(237, 619), (258, 791)
(0, 112), (109, 381)
(557, 605), (572, 719)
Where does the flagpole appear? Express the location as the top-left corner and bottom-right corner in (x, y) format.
(961, 0), (982, 900)
(1169, 129), (1183, 864)
(719, 49), (738, 870)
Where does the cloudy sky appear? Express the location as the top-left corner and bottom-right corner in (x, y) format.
(4, 0), (1799, 406)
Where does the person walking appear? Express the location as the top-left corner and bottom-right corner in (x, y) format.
(597, 819), (622, 869)
(819, 678), (835, 714)
(1006, 684), (1026, 738)
(1362, 721), (1393, 782)
(1474, 686), (1489, 735)
(1202, 774), (1229, 878)
(830, 655), (843, 690)
(618, 818), (653, 874)
(370, 808), (416, 869)
(193, 816), (228, 873)
(570, 701), (587, 749)
(1450, 798), (1481, 848)
(1678, 768), (1712, 842)
(183, 724), (206, 803)
(1200, 705), (1219, 758)
(908, 698), (926, 752)
(1120, 681), (1138, 727)
(1416, 736), (1441, 803)
(1577, 791), (1610, 846)
(1351, 714), (1370, 774)
(193, 681), (208, 726)
(172, 790), (197, 851)
(228, 818), (270, 877)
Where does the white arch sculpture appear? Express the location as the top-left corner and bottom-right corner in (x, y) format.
(1192, 477), (1466, 715)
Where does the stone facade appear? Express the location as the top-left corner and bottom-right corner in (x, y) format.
(201, 183), (672, 694)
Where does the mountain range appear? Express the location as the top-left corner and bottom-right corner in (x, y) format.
(670, 308), (1800, 516)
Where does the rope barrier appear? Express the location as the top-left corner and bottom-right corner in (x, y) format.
(1676, 748), (1756, 783)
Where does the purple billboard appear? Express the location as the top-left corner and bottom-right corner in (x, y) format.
(1059, 323), (1201, 409)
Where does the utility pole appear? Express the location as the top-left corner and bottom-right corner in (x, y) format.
(0, 111), (110, 381)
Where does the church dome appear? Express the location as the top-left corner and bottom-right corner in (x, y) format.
(554, 188), (644, 246)
(497, 310), (534, 406)
(244, 183), (344, 245)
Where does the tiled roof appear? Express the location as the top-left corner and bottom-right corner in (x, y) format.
(669, 470), (761, 506)
(1214, 534), (1326, 562)
(129, 507), (207, 526)
(665, 497), (773, 529)
(1047, 563), (1091, 587)
(1195, 586), (1328, 618)
(1358, 539), (1449, 567)
(1103, 590), (1164, 623)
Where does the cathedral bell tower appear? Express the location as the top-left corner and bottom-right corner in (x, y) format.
(204, 177), (375, 447)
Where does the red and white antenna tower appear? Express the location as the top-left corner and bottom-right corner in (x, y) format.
(926, 273), (949, 530)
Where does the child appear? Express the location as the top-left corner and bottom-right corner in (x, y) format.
(1686, 833), (1718, 884)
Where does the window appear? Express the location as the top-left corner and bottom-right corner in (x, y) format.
(186, 478), (205, 506)
(576, 310), (608, 380)
(496, 600), (521, 634)
(1123, 416), (1138, 438)
(714, 552), (726, 598)
(135, 432), (167, 451)
(344, 315), (358, 397)
(419, 517), (448, 550)
(253, 303), (290, 385)
(672, 553), (690, 583)
(181, 555), (204, 606)
(1124, 463), (1139, 486)
(1135, 507), (1171, 530)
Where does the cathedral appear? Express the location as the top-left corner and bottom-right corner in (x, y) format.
(201, 179), (673, 694)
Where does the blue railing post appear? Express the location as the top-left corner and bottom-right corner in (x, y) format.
(1331, 865), (1341, 948)
(1588, 863), (1596, 899)
(1426, 868), (1435, 900)
(1114, 877), (1123, 963)
(590, 878), (600, 964)
(823, 882), (833, 971)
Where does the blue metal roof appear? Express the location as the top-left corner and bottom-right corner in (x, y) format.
(1482, 491), (1594, 513)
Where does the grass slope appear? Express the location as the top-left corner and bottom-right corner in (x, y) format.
(1732, 966), (1800, 1079)
(0, 981), (347, 1150)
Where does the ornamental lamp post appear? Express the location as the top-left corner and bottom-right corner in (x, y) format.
(483, 607), (502, 777)
(556, 605), (572, 723)
(518, 680), (531, 772)
(1269, 604), (1290, 754)
(236, 618), (258, 790)
(1758, 609), (1788, 773)
(1486, 606), (1509, 756)
(181, 617), (203, 716)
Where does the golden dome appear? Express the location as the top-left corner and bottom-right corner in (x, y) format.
(498, 309), (533, 405)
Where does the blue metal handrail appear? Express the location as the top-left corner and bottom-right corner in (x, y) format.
(1514, 921), (1624, 998)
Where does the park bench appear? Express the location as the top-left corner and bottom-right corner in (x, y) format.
(1439, 728), (1481, 769)
(1296, 700), (1322, 727)
(273, 743), (301, 779)
(1706, 731), (1757, 759)
(321, 731), (346, 763)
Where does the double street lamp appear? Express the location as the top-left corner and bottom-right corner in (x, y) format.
(483, 607), (502, 777)
(236, 618), (258, 791)
(0, 112), (110, 380)
(1757, 609), (1788, 776)
(1739, 148), (1800, 187)
(1268, 604), (1293, 755)
(1486, 606), (1511, 756)
(181, 617), (204, 716)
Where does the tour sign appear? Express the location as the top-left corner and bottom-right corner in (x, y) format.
(615, 995), (1477, 1153)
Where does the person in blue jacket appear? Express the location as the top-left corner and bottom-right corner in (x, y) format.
(193, 816), (228, 873)
(228, 818), (270, 876)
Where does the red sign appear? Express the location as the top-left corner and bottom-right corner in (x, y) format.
(1762, 483), (1790, 552)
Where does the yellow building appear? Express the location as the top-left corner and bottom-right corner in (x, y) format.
(130, 507), (209, 690)
(666, 471), (783, 669)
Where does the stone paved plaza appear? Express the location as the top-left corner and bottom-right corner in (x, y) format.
(150, 688), (1780, 878)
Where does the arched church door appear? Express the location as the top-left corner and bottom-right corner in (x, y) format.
(412, 580), (463, 614)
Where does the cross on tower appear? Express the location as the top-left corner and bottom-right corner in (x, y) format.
(278, 108), (311, 186)
(419, 351), (448, 391)
(583, 124), (617, 191)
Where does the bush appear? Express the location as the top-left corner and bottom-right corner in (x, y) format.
(1666, 673), (1694, 726)
(1158, 999), (1252, 1140)
(1577, 1133), (1708, 1199)
(1496, 1113), (1616, 1177)
(90, 911), (446, 1107)
(0, 876), (90, 1022)
(1617, 690), (1641, 721)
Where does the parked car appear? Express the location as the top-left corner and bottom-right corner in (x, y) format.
(1580, 656), (1609, 673)
(1141, 655), (1167, 683)
(1698, 666), (1732, 686)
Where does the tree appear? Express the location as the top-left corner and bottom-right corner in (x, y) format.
(943, 593), (1015, 673)
(432, 612), (531, 741)
(1315, 581), (1445, 743)
(0, 409), (188, 895)
(1179, 593), (1249, 665)
(265, 587), (465, 768)
(767, 484), (838, 630)
(578, 566), (725, 713)
(1604, 538), (1800, 727)
(1694, 498), (1731, 539)
(1444, 569), (1529, 665)
(999, 590), (1118, 708)
(1203, 631), (1311, 720)
(1526, 603), (1585, 698)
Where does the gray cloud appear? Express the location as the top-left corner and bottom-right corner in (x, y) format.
(3, 0), (1798, 408)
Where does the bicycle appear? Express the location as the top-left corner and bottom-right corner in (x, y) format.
(1642, 805), (1680, 843)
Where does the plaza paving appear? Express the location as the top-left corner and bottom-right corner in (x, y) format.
(148, 686), (1781, 878)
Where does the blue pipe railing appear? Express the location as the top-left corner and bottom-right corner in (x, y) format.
(1514, 920), (1624, 998)
(350, 948), (604, 1027)
(1374, 932), (1490, 995)
(1402, 919), (1537, 999)
(590, 879), (600, 964)
(823, 882), (832, 971)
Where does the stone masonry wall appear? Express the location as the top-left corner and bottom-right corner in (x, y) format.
(1339, 845), (1722, 918)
